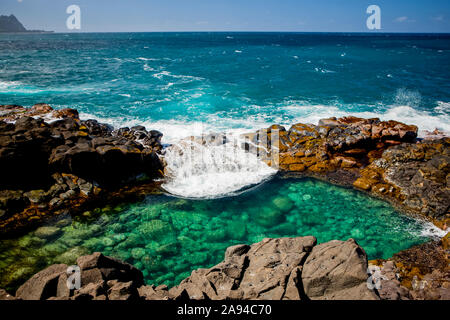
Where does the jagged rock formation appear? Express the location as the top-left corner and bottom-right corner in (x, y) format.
(0, 104), (164, 236)
(245, 117), (449, 222)
(370, 233), (450, 300)
(0, 105), (448, 301)
(0, 237), (382, 300)
(12, 252), (144, 300)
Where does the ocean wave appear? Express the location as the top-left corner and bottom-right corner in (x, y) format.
(0, 81), (102, 95)
(78, 103), (449, 201)
(314, 67), (336, 74)
(416, 221), (449, 239)
(137, 57), (159, 61)
(143, 63), (155, 72)
(79, 101), (450, 143)
(280, 104), (450, 136)
(0, 80), (22, 90)
(152, 70), (204, 82)
(161, 138), (276, 198)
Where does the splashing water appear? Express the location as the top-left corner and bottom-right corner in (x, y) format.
(161, 136), (277, 198)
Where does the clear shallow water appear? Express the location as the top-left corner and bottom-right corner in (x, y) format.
(0, 32), (449, 140)
(0, 178), (442, 292)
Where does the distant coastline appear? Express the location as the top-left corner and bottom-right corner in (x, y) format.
(0, 14), (52, 33)
(0, 31), (54, 34)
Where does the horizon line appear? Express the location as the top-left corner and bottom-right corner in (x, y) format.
(3, 30), (450, 35)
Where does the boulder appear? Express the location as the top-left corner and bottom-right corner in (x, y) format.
(15, 264), (68, 300)
(301, 239), (379, 300)
(169, 237), (317, 300)
(138, 284), (170, 300)
(0, 289), (16, 300)
(107, 281), (139, 300)
(76, 252), (144, 286)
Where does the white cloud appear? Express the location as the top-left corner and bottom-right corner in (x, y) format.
(394, 16), (408, 23)
(432, 15), (444, 22)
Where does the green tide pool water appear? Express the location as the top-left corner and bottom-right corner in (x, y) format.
(0, 177), (441, 292)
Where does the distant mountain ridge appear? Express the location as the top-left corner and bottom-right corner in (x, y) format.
(0, 14), (51, 33)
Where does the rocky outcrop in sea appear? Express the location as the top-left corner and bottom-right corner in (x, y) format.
(0, 104), (164, 236)
(0, 104), (448, 300)
(244, 116), (449, 224)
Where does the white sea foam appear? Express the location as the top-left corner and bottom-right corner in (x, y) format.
(152, 70), (203, 82)
(281, 104), (450, 136)
(79, 99), (449, 144)
(416, 221), (449, 239)
(161, 138), (276, 198)
(137, 57), (159, 61)
(143, 64), (155, 72)
(77, 105), (449, 211)
(0, 80), (22, 90)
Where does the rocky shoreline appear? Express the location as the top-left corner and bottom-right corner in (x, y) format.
(243, 116), (449, 226)
(0, 104), (448, 300)
(1, 235), (448, 300)
(0, 104), (164, 237)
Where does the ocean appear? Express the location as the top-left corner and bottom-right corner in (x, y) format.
(0, 32), (448, 290)
(0, 32), (449, 142)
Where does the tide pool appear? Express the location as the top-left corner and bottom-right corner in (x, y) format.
(0, 177), (441, 292)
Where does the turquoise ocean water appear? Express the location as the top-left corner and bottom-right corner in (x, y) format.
(0, 33), (449, 291)
(0, 32), (449, 140)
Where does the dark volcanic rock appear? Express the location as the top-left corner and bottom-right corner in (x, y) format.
(0, 104), (163, 190)
(15, 264), (68, 300)
(244, 116), (448, 221)
(0, 289), (16, 300)
(169, 237), (317, 300)
(370, 235), (450, 300)
(4, 237), (448, 301)
(0, 104), (164, 235)
(12, 252), (144, 300)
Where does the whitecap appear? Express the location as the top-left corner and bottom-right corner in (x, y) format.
(143, 64), (154, 71)
(161, 138), (277, 199)
(137, 57), (158, 61)
(415, 221), (449, 239)
(0, 80), (22, 90)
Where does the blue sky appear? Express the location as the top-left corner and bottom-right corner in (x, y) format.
(1, 0), (449, 33)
